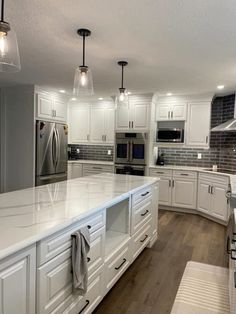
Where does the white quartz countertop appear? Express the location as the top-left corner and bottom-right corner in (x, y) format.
(0, 173), (158, 260)
(68, 160), (114, 166)
(149, 165), (208, 172)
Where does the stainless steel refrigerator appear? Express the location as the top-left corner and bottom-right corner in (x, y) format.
(35, 121), (68, 186)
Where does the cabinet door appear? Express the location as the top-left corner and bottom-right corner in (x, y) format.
(197, 180), (212, 214)
(171, 103), (187, 120)
(69, 106), (90, 143)
(211, 184), (228, 221)
(0, 246), (36, 314)
(116, 105), (130, 130)
(36, 93), (53, 120)
(104, 108), (115, 143)
(68, 163), (83, 179)
(90, 107), (105, 143)
(172, 178), (197, 209)
(132, 103), (149, 130)
(54, 99), (67, 122)
(186, 102), (211, 147)
(159, 177), (172, 206)
(156, 104), (171, 120)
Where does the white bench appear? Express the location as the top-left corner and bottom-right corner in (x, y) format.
(171, 261), (230, 314)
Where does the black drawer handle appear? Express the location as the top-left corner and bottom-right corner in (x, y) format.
(155, 172), (164, 174)
(87, 225), (91, 229)
(140, 234), (148, 243)
(141, 191), (149, 197)
(79, 300), (90, 314)
(227, 236), (231, 254)
(115, 258), (126, 270)
(141, 209), (149, 217)
(87, 257), (91, 262)
(180, 173), (189, 176)
(234, 272), (236, 288)
(92, 167), (102, 170)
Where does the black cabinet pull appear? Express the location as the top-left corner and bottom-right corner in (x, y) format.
(140, 234), (148, 243)
(227, 236), (231, 254)
(180, 173), (189, 176)
(87, 225), (91, 229)
(115, 258), (126, 270)
(234, 272), (236, 288)
(141, 191), (149, 197)
(79, 300), (90, 314)
(141, 209), (149, 217)
(87, 257), (91, 262)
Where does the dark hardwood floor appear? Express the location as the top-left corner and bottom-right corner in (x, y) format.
(93, 210), (228, 314)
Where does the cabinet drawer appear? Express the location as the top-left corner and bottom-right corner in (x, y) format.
(173, 170), (197, 179)
(51, 266), (104, 314)
(37, 211), (105, 265)
(132, 221), (151, 260)
(149, 168), (172, 177)
(105, 241), (131, 293)
(199, 173), (229, 186)
(37, 228), (104, 314)
(132, 198), (152, 234)
(133, 186), (152, 206)
(83, 164), (113, 172)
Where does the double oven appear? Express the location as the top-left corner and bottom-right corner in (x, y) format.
(115, 132), (148, 176)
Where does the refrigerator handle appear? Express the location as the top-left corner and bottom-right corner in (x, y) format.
(55, 128), (60, 168)
(52, 128), (57, 168)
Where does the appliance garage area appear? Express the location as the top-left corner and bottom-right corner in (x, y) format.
(2, 1), (236, 314)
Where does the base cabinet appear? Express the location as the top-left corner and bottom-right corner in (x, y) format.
(197, 173), (229, 221)
(0, 246), (36, 314)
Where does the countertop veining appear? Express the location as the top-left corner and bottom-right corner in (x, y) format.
(0, 173), (158, 260)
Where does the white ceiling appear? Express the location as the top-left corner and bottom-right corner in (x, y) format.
(1, 0), (236, 98)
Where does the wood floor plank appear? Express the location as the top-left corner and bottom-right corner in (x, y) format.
(93, 210), (227, 314)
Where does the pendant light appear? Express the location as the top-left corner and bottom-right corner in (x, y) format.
(116, 61), (129, 106)
(73, 28), (94, 96)
(0, 0), (21, 72)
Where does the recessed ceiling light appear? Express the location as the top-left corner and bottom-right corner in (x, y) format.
(217, 85), (225, 90)
(71, 97), (77, 101)
(98, 97), (103, 100)
(166, 92), (172, 96)
(59, 89), (66, 93)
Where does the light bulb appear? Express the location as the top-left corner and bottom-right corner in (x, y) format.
(119, 92), (125, 102)
(0, 31), (7, 58)
(81, 71), (87, 86)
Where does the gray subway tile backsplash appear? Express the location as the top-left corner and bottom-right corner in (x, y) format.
(68, 144), (114, 162)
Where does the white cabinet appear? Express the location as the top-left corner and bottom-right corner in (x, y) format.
(116, 102), (149, 131)
(149, 168), (197, 209)
(90, 106), (114, 144)
(197, 173), (229, 221)
(68, 105), (90, 144)
(172, 175), (197, 209)
(156, 103), (187, 121)
(0, 246), (36, 314)
(36, 93), (67, 122)
(67, 163), (83, 179)
(186, 102), (211, 147)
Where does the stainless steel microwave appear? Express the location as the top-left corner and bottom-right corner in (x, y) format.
(156, 128), (184, 143)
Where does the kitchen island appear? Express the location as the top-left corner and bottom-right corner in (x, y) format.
(0, 173), (159, 314)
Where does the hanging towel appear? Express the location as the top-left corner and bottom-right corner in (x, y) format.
(71, 227), (90, 295)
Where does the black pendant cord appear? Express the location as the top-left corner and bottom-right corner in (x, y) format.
(82, 34), (85, 67)
(121, 65), (124, 89)
(1, 0), (4, 22)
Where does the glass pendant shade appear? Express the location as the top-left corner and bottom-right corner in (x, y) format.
(73, 65), (94, 96)
(0, 22), (21, 72)
(116, 88), (129, 108)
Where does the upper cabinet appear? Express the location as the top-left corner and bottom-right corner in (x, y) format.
(116, 96), (151, 131)
(156, 103), (187, 121)
(69, 105), (90, 143)
(68, 102), (115, 144)
(36, 92), (67, 123)
(186, 102), (211, 148)
(90, 106), (114, 144)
